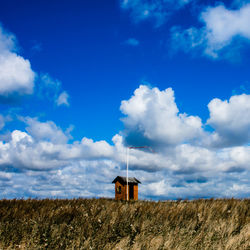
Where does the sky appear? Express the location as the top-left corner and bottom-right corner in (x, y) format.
(0, 0), (250, 200)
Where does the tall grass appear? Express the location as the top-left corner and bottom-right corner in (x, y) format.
(0, 198), (249, 249)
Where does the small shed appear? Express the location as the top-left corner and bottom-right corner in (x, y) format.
(112, 176), (141, 201)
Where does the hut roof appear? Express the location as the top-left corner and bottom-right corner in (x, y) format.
(112, 176), (141, 184)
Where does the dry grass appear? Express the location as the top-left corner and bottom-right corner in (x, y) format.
(0, 198), (249, 249)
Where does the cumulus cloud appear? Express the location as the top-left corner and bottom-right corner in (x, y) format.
(121, 84), (249, 139)
(0, 24), (69, 104)
(24, 117), (70, 144)
(0, 126), (114, 171)
(0, 85), (250, 199)
(144, 170), (250, 199)
(118, 85), (250, 175)
(120, 85), (203, 147)
(0, 115), (115, 172)
(120, 0), (192, 27)
(171, 3), (250, 59)
(0, 25), (16, 51)
(0, 145), (249, 199)
(207, 94), (250, 147)
(0, 25), (35, 97)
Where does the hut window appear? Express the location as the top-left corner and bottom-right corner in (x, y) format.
(116, 186), (121, 194)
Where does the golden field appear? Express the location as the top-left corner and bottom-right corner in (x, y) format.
(0, 198), (249, 249)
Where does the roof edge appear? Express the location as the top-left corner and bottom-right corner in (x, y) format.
(112, 176), (141, 184)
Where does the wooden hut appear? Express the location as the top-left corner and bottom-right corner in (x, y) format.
(112, 176), (141, 201)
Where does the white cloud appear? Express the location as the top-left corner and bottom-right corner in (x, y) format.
(80, 137), (114, 159)
(0, 25), (16, 52)
(38, 73), (60, 99)
(0, 115), (116, 171)
(0, 24), (69, 103)
(202, 4), (250, 56)
(40, 73), (61, 89)
(144, 170), (250, 199)
(24, 117), (70, 144)
(171, 3), (250, 59)
(118, 86), (250, 174)
(207, 94), (250, 146)
(56, 91), (70, 106)
(0, 25), (35, 96)
(120, 0), (192, 27)
(39, 73), (70, 107)
(0, 85), (250, 199)
(123, 38), (140, 46)
(120, 85), (203, 146)
(0, 127), (114, 171)
(1, 147), (249, 199)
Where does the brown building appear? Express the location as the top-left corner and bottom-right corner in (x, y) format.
(112, 176), (141, 201)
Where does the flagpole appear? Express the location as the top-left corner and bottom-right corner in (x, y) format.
(126, 147), (129, 201)
(126, 146), (153, 201)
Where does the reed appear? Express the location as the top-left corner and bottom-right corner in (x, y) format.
(0, 198), (249, 249)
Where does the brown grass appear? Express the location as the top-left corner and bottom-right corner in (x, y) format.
(0, 198), (249, 249)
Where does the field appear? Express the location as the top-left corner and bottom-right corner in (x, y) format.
(0, 198), (249, 249)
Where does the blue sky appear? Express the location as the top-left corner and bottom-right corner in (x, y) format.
(0, 0), (250, 199)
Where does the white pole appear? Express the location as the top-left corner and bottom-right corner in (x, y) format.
(126, 147), (129, 201)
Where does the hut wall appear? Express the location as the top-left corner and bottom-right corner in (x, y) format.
(115, 181), (139, 201)
(124, 184), (129, 200)
(133, 184), (138, 201)
(115, 181), (125, 200)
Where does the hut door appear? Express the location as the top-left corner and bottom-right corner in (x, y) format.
(129, 184), (134, 200)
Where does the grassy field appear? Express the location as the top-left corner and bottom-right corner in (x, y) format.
(0, 198), (249, 249)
